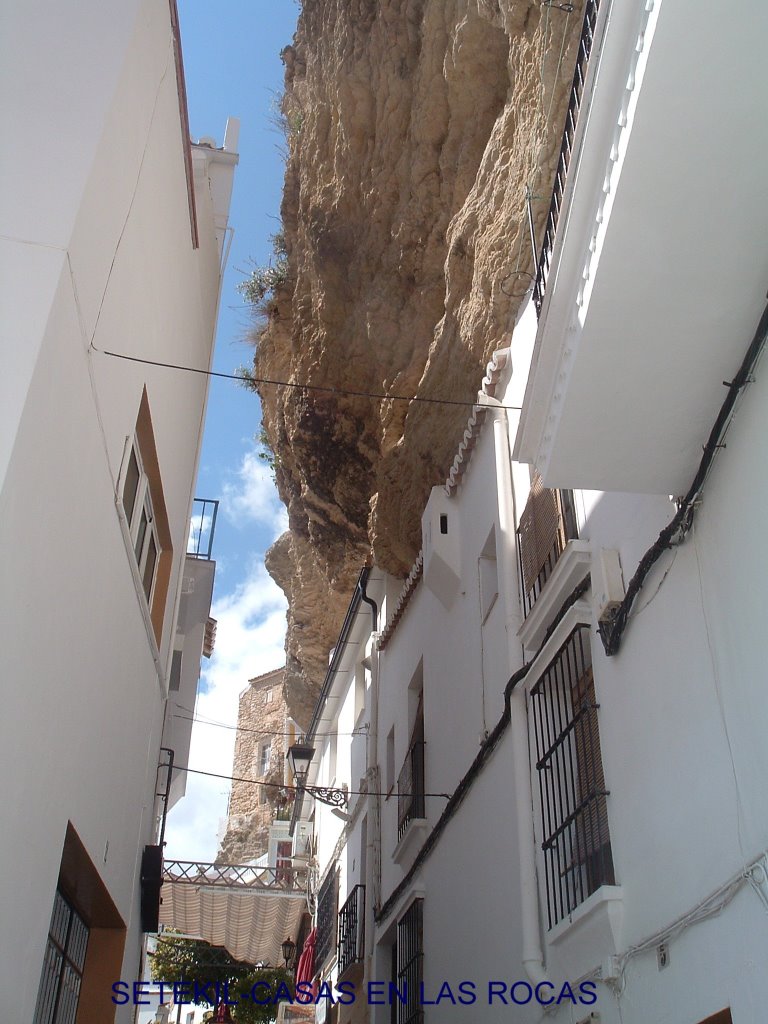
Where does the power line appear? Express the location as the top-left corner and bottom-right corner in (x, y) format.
(93, 346), (522, 411)
(172, 762), (451, 801)
(172, 712), (366, 739)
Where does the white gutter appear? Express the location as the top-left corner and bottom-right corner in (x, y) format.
(490, 401), (551, 989)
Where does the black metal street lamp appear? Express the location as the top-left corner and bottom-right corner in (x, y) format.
(286, 742), (348, 808)
(281, 937), (296, 969)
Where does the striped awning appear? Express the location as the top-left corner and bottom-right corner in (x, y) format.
(158, 861), (307, 965)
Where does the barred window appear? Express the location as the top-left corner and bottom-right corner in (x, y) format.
(397, 899), (423, 1024)
(33, 889), (89, 1024)
(516, 477), (578, 617)
(397, 697), (425, 841)
(529, 624), (614, 928)
(316, 868), (339, 967)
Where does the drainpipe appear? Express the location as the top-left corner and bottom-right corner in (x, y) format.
(490, 399), (551, 989)
(359, 574), (378, 632)
(364, 606), (382, 1014)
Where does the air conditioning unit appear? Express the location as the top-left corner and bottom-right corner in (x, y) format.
(292, 822), (313, 864)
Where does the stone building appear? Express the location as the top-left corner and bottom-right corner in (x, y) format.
(218, 667), (297, 862)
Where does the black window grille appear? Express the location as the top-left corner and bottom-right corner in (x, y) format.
(397, 741), (425, 841)
(315, 868), (339, 968)
(397, 899), (424, 1024)
(337, 884), (365, 976)
(529, 624), (614, 928)
(533, 0), (601, 316)
(516, 480), (578, 617)
(33, 889), (90, 1024)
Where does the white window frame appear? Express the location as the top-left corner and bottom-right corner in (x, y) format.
(121, 438), (161, 608)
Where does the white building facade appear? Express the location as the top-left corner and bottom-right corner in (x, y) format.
(293, 2), (768, 1022)
(0, 1), (236, 1020)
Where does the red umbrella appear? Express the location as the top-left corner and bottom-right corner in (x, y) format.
(294, 928), (317, 1002)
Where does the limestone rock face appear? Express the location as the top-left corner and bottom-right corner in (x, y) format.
(254, 0), (585, 724)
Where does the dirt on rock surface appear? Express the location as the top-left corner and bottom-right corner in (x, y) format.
(250, 0), (585, 725)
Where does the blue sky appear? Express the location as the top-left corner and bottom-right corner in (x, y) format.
(164, 1), (300, 861)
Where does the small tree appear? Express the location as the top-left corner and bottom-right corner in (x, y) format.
(237, 233), (290, 310)
(151, 935), (292, 1023)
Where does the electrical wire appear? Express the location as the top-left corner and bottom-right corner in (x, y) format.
(171, 711), (367, 739)
(171, 762), (451, 801)
(93, 346), (522, 412)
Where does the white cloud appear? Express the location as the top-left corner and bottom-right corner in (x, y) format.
(221, 447), (288, 535)
(164, 560), (287, 862)
(187, 512), (212, 554)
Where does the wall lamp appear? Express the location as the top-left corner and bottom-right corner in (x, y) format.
(286, 742), (348, 809)
(281, 937), (296, 969)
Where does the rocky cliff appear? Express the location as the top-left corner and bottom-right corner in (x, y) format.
(251, 0), (585, 725)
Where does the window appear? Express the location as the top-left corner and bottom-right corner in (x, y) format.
(337, 884), (365, 976)
(169, 648), (183, 692)
(386, 727), (395, 794)
(259, 742), (271, 775)
(316, 868), (339, 967)
(397, 695), (425, 841)
(122, 440), (161, 605)
(265, 687), (273, 704)
(529, 624), (614, 928)
(275, 840), (293, 883)
(33, 889), (89, 1024)
(396, 899), (424, 1024)
(34, 825), (126, 1022)
(119, 390), (172, 644)
(478, 527), (498, 623)
(516, 475), (578, 616)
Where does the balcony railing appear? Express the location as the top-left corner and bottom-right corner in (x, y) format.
(315, 869), (339, 968)
(397, 741), (425, 842)
(533, 0), (601, 316)
(187, 497), (219, 560)
(337, 884), (365, 977)
(516, 479), (578, 617)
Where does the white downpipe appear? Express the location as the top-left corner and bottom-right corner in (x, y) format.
(491, 401), (550, 988)
(365, 630), (382, 998)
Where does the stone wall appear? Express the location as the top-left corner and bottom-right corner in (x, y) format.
(217, 667), (295, 863)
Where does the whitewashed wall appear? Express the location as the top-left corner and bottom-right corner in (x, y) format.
(0, 1), (231, 1018)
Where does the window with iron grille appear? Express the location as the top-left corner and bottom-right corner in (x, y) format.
(516, 477), (578, 617)
(337, 884), (365, 976)
(315, 868), (339, 967)
(396, 899), (424, 1024)
(529, 624), (614, 928)
(397, 701), (425, 842)
(33, 889), (90, 1024)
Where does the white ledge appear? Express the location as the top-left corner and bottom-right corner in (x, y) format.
(393, 819), (428, 866)
(518, 540), (592, 652)
(547, 885), (624, 984)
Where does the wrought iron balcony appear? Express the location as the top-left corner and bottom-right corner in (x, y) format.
(315, 869), (339, 968)
(516, 478), (578, 618)
(337, 884), (365, 977)
(187, 497), (219, 560)
(533, 0), (601, 316)
(397, 741), (425, 842)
